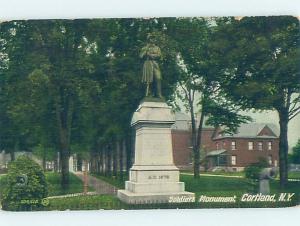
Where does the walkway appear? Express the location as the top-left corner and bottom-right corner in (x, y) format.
(73, 172), (117, 195)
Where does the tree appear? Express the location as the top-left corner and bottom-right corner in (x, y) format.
(1, 156), (48, 211)
(289, 140), (300, 164)
(86, 18), (181, 178)
(0, 20), (100, 189)
(166, 18), (250, 177)
(211, 16), (300, 187)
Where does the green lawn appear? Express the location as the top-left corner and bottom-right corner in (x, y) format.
(2, 171), (299, 210)
(205, 171), (244, 176)
(181, 170), (245, 177)
(45, 194), (125, 210)
(46, 172), (94, 196)
(183, 170), (300, 179)
(91, 173), (128, 189)
(0, 172), (91, 197)
(288, 171), (300, 179)
(51, 172), (297, 210)
(180, 174), (251, 196)
(42, 174), (300, 210)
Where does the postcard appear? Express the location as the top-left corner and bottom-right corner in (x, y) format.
(0, 16), (299, 211)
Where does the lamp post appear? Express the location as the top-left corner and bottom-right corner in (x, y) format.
(83, 160), (88, 194)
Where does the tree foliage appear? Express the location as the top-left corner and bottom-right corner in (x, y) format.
(211, 16), (300, 187)
(1, 156), (48, 211)
(289, 139), (300, 164)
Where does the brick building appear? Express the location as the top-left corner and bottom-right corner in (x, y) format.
(171, 113), (279, 171)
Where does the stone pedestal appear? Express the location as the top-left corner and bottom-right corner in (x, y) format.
(118, 100), (195, 204)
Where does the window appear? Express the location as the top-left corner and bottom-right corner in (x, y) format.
(231, 141), (236, 150)
(223, 141), (226, 148)
(216, 142), (219, 150)
(268, 141), (272, 150)
(258, 142), (263, 151)
(248, 142), (254, 150)
(231, 155), (237, 165)
(268, 155), (272, 165)
(274, 160), (278, 167)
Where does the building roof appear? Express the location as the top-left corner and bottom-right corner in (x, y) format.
(206, 149), (227, 156)
(171, 112), (214, 131)
(215, 123), (279, 139)
(171, 112), (190, 130)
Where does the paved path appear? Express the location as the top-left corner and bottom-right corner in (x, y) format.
(73, 172), (117, 195)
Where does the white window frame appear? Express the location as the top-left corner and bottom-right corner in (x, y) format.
(248, 141), (254, 150)
(231, 155), (237, 165)
(231, 141), (236, 150)
(268, 141), (272, 150)
(258, 142), (263, 151)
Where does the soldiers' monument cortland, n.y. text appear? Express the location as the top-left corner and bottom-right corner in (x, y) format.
(117, 34), (195, 204)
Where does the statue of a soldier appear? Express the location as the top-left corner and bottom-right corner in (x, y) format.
(140, 34), (163, 98)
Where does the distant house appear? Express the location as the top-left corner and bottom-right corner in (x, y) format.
(0, 151), (35, 170)
(209, 123), (279, 171)
(171, 113), (279, 172)
(0, 150), (11, 169)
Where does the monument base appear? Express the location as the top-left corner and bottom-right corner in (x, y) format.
(118, 190), (195, 204)
(117, 100), (195, 204)
(117, 164), (195, 204)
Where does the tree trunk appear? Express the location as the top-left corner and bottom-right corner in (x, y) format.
(77, 154), (83, 171)
(55, 94), (73, 190)
(278, 110), (289, 188)
(53, 152), (58, 172)
(126, 134), (132, 174)
(60, 128), (70, 190)
(10, 150), (15, 162)
(189, 98), (200, 178)
(42, 149), (46, 171)
(10, 141), (19, 161)
(119, 139), (124, 180)
(106, 145), (112, 177)
(100, 147), (104, 175)
(61, 150), (69, 190)
(112, 141), (117, 177)
(104, 146), (107, 175)
(90, 151), (97, 173)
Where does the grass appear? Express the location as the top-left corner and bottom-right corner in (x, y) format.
(2, 171), (299, 210)
(180, 174), (251, 196)
(181, 170), (245, 177)
(0, 172), (90, 197)
(41, 173), (300, 210)
(288, 171), (300, 179)
(45, 172), (94, 196)
(183, 170), (300, 179)
(45, 194), (125, 210)
(202, 171), (244, 177)
(91, 173), (128, 189)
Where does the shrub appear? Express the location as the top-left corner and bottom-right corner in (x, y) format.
(1, 155), (48, 211)
(244, 158), (269, 181)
